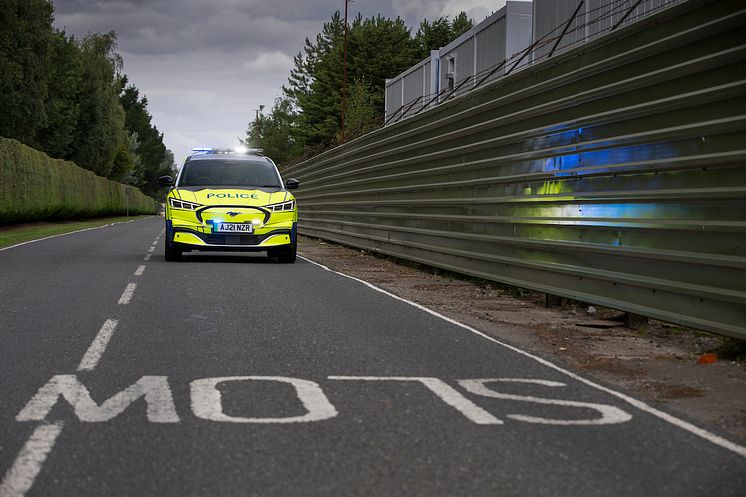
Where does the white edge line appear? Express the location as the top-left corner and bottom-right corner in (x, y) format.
(77, 319), (119, 372)
(0, 422), (64, 497)
(298, 255), (746, 459)
(117, 283), (137, 305)
(0, 217), (155, 253)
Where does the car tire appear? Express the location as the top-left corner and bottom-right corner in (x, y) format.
(164, 241), (182, 261)
(273, 243), (296, 264)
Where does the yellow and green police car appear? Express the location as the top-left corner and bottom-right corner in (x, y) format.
(158, 147), (299, 263)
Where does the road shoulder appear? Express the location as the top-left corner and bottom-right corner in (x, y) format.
(298, 235), (746, 443)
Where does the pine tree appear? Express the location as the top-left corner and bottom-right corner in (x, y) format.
(414, 13), (474, 60)
(119, 80), (168, 194)
(273, 10), (474, 158)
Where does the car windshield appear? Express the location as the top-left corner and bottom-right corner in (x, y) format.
(178, 159), (282, 188)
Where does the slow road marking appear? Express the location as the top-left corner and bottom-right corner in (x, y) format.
(14, 375), (632, 426)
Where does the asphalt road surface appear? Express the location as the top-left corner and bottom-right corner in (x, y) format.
(1, 217), (744, 497)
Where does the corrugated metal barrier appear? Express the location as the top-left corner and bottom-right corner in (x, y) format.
(284, 0), (746, 339)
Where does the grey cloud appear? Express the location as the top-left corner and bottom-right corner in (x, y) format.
(53, 0), (400, 55)
(50, 0), (498, 163)
(55, 3), (314, 56)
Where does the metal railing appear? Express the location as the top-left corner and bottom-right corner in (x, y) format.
(285, 0), (746, 339)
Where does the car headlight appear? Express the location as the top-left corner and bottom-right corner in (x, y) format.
(169, 198), (202, 210)
(266, 200), (295, 212)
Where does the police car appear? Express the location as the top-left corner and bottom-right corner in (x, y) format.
(158, 147), (299, 262)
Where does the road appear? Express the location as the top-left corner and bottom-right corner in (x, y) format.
(0, 216), (744, 497)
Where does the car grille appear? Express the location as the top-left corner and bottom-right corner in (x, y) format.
(204, 234), (267, 245)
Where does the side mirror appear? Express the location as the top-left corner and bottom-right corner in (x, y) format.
(158, 175), (174, 187)
(284, 178), (300, 190)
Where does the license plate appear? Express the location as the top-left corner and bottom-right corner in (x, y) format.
(214, 222), (253, 233)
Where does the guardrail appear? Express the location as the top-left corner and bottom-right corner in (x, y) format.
(284, 0), (746, 339)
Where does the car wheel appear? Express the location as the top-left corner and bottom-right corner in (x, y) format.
(164, 241), (182, 261)
(273, 243), (296, 264)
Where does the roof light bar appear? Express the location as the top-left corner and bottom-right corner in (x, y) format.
(189, 146), (264, 156)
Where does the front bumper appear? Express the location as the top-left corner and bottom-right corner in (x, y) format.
(171, 227), (292, 251)
(166, 204), (297, 252)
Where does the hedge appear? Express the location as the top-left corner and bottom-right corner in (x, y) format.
(0, 137), (158, 223)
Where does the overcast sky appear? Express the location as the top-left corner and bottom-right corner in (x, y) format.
(52, 0), (509, 164)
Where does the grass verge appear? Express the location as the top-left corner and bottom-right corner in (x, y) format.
(0, 215), (154, 249)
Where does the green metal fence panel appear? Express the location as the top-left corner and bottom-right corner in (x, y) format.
(284, 0), (746, 339)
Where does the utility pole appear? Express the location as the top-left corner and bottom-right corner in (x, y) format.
(341, 0), (350, 143)
(253, 105), (265, 148)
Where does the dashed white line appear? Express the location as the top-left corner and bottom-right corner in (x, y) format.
(117, 283), (137, 305)
(134, 265), (146, 276)
(77, 319), (119, 372)
(0, 422), (64, 497)
(151, 241), (158, 246)
(299, 255), (746, 459)
(147, 246), (155, 252)
(143, 254), (152, 261)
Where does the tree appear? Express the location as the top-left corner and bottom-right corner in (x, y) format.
(0, 0), (54, 145)
(346, 15), (419, 115)
(35, 31), (83, 159)
(284, 11), (345, 148)
(414, 18), (453, 60)
(276, 10), (474, 160)
(283, 12), (418, 148)
(414, 13), (474, 60)
(451, 12), (473, 39)
(67, 32), (128, 177)
(245, 97), (302, 166)
(0, 0), (174, 198)
(119, 79), (169, 195)
(344, 79), (380, 140)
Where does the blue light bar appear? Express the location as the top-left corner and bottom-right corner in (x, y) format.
(189, 146), (265, 157)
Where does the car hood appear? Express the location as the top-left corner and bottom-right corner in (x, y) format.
(172, 187), (291, 207)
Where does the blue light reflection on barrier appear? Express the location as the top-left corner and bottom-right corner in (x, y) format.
(538, 122), (692, 178)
